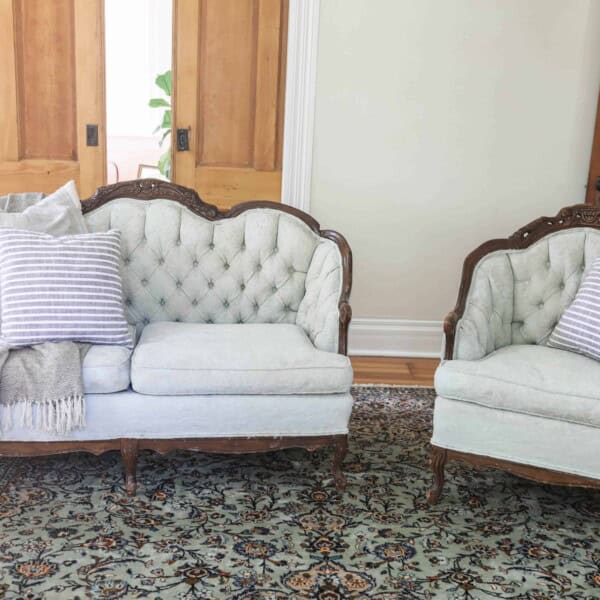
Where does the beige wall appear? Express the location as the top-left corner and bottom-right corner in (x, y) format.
(310, 0), (600, 322)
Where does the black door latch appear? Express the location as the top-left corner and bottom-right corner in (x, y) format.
(176, 128), (190, 151)
(86, 124), (98, 147)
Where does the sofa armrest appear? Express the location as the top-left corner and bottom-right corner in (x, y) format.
(444, 309), (509, 361)
(445, 246), (515, 361)
(296, 231), (352, 354)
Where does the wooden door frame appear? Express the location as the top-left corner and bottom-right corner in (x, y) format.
(171, 0), (319, 212)
(281, 0), (320, 213)
(585, 89), (600, 206)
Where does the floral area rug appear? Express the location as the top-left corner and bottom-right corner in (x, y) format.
(0, 386), (599, 599)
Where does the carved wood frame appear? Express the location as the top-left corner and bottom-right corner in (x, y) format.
(0, 179), (353, 495)
(443, 203), (600, 360)
(83, 179), (353, 354)
(429, 203), (600, 504)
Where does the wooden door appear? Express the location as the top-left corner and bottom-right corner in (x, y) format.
(586, 90), (600, 205)
(172, 0), (288, 209)
(0, 0), (106, 198)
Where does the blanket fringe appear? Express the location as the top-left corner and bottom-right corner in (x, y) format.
(0, 395), (85, 434)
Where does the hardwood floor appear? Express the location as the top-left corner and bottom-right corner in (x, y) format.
(350, 356), (438, 386)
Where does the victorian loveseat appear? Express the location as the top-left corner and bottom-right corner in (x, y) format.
(429, 204), (600, 503)
(0, 180), (353, 495)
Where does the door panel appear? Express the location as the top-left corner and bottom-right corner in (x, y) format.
(173, 0), (288, 208)
(0, 0), (105, 197)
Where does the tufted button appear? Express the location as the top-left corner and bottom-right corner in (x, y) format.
(176, 281), (182, 288)
(206, 318), (213, 324)
(256, 264), (262, 272)
(240, 283), (246, 291)
(208, 280), (214, 289)
(273, 246), (278, 253)
(283, 304), (290, 312)
(158, 258), (165, 265)
(237, 318), (244, 323)
(141, 278), (148, 286)
(191, 299), (198, 306)
(175, 317), (181, 322)
(143, 318), (149, 325)
(559, 282), (565, 290)
(209, 242), (215, 250)
(271, 285), (277, 293)
(288, 266), (295, 274)
(538, 301), (544, 308)
(253, 302), (259, 311)
(223, 300), (230, 308)
(175, 239), (181, 246)
(125, 298), (132, 306)
(546, 260), (551, 268)
(224, 262), (230, 270)
(241, 243), (246, 251)
(159, 298), (166, 306)
(123, 257), (130, 265)
(193, 260), (199, 267)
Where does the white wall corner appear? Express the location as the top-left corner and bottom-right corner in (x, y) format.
(348, 318), (444, 358)
(281, 0), (320, 213)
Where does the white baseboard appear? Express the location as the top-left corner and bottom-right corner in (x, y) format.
(348, 318), (443, 358)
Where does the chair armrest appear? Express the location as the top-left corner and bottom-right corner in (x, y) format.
(296, 231), (352, 354)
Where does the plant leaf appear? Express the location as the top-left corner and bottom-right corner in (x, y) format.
(161, 110), (171, 129)
(158, 148), (171, 178)
(159, 128), (171, 147)
(155, 70), (172, 97)
(149, 98), (170, 108)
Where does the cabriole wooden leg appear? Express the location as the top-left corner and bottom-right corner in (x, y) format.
(332, 435), (348, 492)
(120, 438), (138, 496)
(427, 445), (447, 505)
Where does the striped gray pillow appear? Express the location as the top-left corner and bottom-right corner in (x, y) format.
(548, 259), (600, 360)
(0, 229), (132, 347)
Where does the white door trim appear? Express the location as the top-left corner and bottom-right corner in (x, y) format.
(281, 0), (320, 213)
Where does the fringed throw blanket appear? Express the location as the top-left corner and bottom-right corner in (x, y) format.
(0, 342), (89, 434)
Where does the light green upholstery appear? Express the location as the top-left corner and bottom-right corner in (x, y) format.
(84, 198), (344, 353)
(131, 322), (352, 395)
(436, 344), (600, 428)
(432, 397), (600, 480)
(453, 228), (600, 360)
(434, 226), (600, 482)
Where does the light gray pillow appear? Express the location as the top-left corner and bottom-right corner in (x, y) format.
(0, 229), (132, 347)
(0, 192), (45, 212)
(0, 180), (87, 235)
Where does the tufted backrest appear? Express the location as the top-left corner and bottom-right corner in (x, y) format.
(454, 228), (600, 360)
(84, 198), (344, 349)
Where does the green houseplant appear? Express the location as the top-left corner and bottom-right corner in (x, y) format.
(149, 70), (172, 178)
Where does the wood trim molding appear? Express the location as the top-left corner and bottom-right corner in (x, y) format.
(585, 89), (600, 205)
(427, 444), (600, 505)
(281, 0), (320, 213)
(83, 178), (353, 354)
(443, 203), (600, 359)
(0, 434), (349, 496)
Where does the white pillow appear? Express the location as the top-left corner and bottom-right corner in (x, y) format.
(0, 181), (87, 235)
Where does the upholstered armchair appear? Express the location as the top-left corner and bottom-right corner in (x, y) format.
(428, 204), (600, 504)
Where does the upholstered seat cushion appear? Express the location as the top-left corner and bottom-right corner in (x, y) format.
(435, 344), (600, 428)
(82, 342), (133, 394)
(131, 321), (352, 395)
